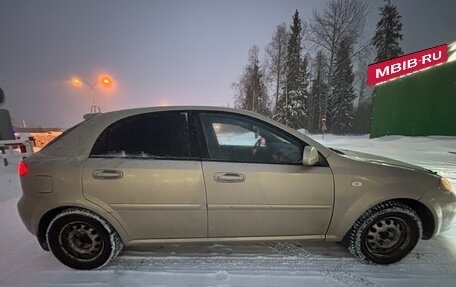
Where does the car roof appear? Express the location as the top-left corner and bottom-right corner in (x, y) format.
(97, 106), (263, 119)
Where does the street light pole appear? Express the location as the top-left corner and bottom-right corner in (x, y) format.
(71, 75), (113, 113)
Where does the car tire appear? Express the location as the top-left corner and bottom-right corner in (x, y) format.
(46, 208), (123, 270)
(344, 201), (422, 264)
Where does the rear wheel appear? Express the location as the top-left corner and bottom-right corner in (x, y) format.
(345, 201), (422, 264)
(46, 208), (123, 270)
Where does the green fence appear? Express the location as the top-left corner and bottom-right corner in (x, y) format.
(370, 61), (456, 138)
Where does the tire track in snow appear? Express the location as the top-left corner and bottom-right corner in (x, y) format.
(265, 242), (382, 287)
(266, 241), (313, 258)
(105, 237), (456, 286)
(322, 268), (383, 287)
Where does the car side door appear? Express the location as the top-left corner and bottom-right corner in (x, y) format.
(196, 112), (334, 238)
(82, 111), (207, 241)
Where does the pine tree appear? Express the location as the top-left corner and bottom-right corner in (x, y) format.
(372, 0), (403, 62)
(274, 85), (288, 124)
(275, 10), (308, 129)
(298, 55), (310, 127)
(328, 37), (356, 134)
(352, 47), (375, 134)
(233, 46), (271, 117)
(308, 50), (328, 133)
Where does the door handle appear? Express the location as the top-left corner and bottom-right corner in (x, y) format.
(92, 169), (123, 180)
(213, 172), (246, 183)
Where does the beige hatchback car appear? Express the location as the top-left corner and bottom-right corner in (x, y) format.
(18, 106), (456, 269)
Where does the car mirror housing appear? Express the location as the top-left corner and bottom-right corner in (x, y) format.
(303, 146), (319, 166)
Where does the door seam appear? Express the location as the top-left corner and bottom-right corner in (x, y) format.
(200, 161), (210, 238)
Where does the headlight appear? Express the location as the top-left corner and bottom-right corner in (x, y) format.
(440, 177), (454, 195)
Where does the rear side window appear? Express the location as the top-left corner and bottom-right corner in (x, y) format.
(39, 120), (86, 153)
(91, 112), (193, 159)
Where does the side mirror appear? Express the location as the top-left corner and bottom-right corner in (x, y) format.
(302, 146), (319, 166)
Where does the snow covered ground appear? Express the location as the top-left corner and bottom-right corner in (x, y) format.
(1, 135), (456, 287)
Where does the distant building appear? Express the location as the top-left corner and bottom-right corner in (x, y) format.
(14, 127), (63, 133)
(14, 128), (63, 149)
(370, 42), (456, 138)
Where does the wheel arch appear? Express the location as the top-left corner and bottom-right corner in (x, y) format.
(394, 198), (435, 240)
(37, 205), (128, 251)
(340, 198), (435, 241)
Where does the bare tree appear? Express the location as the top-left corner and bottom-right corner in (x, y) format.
(265, 23), (289, 113)
(310, 0), (368, 115)
(233, 46), (271, 117)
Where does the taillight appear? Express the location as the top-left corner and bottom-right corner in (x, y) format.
(18, 160), (28, 176)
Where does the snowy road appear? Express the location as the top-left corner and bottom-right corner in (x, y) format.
(1, 135), (455, 287)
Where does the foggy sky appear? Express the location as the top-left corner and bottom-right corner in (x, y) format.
(1, 0), (456, 128)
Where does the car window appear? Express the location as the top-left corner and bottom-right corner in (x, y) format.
(91, 112), (193, 159)
(212, 123), (257, 146)
(38, 119), (87, 153)
(199, 113), (303, 164)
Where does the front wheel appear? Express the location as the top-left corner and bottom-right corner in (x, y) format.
(46, 208), (123, 270)
(345, 201), (422, 264)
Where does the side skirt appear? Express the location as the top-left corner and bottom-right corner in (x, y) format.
(127, 235), (326, 247)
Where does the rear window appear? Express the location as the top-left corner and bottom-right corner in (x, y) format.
(90, 111), (194, 159)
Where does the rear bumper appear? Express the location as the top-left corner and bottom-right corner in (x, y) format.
(17, 195), (35, 235)
(17, 194), (47, 236)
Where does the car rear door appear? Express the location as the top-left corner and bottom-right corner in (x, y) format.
(197, 112), (334, 238)
(82, 111), (207, 240)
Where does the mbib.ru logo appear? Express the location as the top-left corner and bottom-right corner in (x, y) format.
(368, 44), (448, 86)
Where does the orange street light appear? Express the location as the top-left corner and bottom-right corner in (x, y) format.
(71, 77), (83, 87)
(98, 74), (114, 89)
(69, 74), (116, 113)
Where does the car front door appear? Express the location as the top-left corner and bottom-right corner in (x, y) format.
(82, 111), (207, 240)
(197, 112), (334, 238)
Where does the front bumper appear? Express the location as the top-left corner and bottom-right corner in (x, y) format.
(420, 189), (456, 238)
